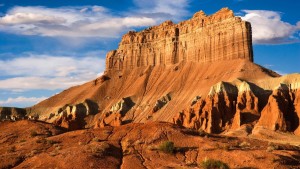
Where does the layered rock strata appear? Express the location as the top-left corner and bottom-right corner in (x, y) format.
(106, 8), (253, 71)
(21, 8), (300, 135)
(173, 81), (300, 135)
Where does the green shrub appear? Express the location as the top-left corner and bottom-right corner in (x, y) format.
(158, 141), (175, 154)
(200, 158), (229, 169)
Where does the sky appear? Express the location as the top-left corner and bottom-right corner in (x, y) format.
(0, 0), (299, 107)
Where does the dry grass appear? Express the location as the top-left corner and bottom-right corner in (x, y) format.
(200, 158), (229, 169)
(88, 142), (110, 157)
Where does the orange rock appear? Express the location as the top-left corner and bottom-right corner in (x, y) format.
(173, 82), (238, 133)
(232, 82), (260, 129)
(255, 84), (295, 131)
(293, 89), (300, 135)
(106, 8), (253, 72)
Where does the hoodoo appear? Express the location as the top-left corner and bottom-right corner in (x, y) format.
(5, 8), (299, 136)
(106, 8), (253, 72)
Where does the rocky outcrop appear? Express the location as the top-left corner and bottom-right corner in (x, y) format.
(173, 82), (238, 133)
(94, 97), (134, 128)
(23, 7), (299, 136)
(106, 8), (253, 72)
(152, 94), (171, 113)
(294, 89), (300, 135)
(51, 100), (98, 130)
(255, 84), (299, 133)
(0, 107), (26, 121)
(173, 81), (300, 135)
(231, 82), (260, 129)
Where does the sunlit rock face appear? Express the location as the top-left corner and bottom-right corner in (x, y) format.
(106, 8), (253, 72)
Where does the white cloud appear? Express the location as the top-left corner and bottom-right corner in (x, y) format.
(132, 0), (190, 22)
(0, 96), (47, 106)
(241, 10), (300, 44)
(0, 6), (157, 38)
(0, 1), (192, 38)
(0, 54), (105, 90)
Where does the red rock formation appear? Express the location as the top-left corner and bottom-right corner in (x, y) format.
(255, 84), (295, 131)
(94, 98), (133, 128)
(232, 82), (260, 129)
(52, 100), (98, 130)
(173, 81), (300, 134)
(173, 82), (238, 133)
(26, 7), (300, 135)
(106, 8), (253, 71)
(294, 89), (300, 135)
(0, 107), (26, 121)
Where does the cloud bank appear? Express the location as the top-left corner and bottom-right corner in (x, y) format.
(241, 10), (300, 44)
(0, 54), (105, 90)
(132, 0), (190, 21)
(0, 1), (190, 38)
(0, 96), (47, 106)
(0, 6), (156, 38)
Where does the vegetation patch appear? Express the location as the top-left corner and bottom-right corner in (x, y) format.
(89, 142), (110, 157)
(200, 158), (230, 169)
(158, 141), (175, 154)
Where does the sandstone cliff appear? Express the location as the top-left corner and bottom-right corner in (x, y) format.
(21, 8), (300, 136)
(106, 8), (253, 72)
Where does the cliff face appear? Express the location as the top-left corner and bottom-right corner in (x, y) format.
(106, 8), (253, 71)
(21, 8), (300, 136)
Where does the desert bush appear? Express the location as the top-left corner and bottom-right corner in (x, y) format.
(158, 141), (175, 154)
(200, 158), (230, 169)
(90, 142), (110, 157)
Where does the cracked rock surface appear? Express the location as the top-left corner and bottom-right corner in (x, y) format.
(1, 120), (300, 169)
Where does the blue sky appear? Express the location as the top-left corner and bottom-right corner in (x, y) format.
(0, 0), (299, 107)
